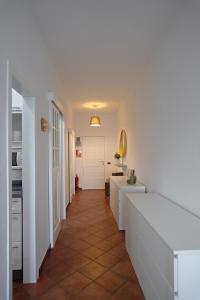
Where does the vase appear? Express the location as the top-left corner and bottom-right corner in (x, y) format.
(119, 157), (123, 166)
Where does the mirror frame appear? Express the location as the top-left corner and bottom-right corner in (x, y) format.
(119, 129), (127, 157)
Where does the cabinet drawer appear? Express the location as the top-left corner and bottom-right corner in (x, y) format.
(12, 214), (22, 242)
(12, 198), (22, 213)
(139, 213), (174, 290)
(139, 235), (174, 300)
(135, 252), (160, 300)
(12, 242), (22, 270)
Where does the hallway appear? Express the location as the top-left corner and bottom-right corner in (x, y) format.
(14, 190), (144, 300)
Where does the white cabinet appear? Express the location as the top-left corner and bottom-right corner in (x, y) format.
(12, 242), (22, 270)
(12, 196), (22, 271)
(109, 176), (146, 230)
(125, 193), (200, 300)
(12, 214), (22, 242)
(12, 198), (22, 214)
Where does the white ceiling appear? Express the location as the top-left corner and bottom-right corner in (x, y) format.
(31, 0), (184, 112)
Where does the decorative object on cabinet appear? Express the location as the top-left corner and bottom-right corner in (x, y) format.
(41, 117), (48, 132)
(127, 169), (136, 184)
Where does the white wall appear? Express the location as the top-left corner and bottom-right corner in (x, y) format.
(0, 0), (62, 286)
(118, 2), (200, 217)
(73, 111), (118, 188)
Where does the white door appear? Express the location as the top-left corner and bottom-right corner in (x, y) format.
(50, 104), (61, 246)
(82, 137), (105, 189)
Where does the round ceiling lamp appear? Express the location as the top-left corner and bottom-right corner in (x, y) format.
(89, 105), (101, 127)
(90, 115), (101, 126)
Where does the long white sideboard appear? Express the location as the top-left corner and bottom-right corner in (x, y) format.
(125, 193), (200, 300)
(110, 176), (146, 230)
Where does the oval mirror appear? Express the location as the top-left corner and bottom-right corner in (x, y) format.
(119, 129), (127, 158)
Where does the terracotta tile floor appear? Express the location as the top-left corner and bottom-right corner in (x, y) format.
(13, 190), (144, 300)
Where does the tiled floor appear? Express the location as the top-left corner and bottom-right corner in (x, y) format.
(13, 190), (144, 300)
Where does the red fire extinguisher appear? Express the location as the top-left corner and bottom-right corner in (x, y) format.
(75, 174), (79, 191)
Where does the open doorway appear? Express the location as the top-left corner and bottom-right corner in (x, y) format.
(11, 81), (36, 288)
(7, 74), (37, 300)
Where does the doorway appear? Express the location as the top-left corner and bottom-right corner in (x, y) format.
(0, 60), (37, 300)
(11, 83), (37, 286)
(82, 136), (105, 189)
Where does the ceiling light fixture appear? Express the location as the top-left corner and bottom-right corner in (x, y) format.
(89, 105), (101, 127)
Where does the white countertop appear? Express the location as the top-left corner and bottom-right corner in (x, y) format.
(126, 193), (200, 251)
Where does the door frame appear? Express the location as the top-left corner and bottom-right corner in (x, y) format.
(0, 59), (12, 300)
(22, 95), (37, 283)
(68, 129), (75, 203)
(11, 71), (37, 284)
(48, 94), (66, 248)
(0, 59), (37, 300)
(12, 77), (37, 284)
(82, 136), (105, 190)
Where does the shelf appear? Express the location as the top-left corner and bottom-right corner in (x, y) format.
(12, 110), (23, 114)
(12, 141), (22, 145)
(12, 166), (22, 170)
(12, 145), (22, 149)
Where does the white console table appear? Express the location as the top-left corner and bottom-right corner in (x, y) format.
(125, 193), (200, 300)
(109, 176), (146, 230)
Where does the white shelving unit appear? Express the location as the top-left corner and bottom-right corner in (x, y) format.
(11, 89), (23, 276)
